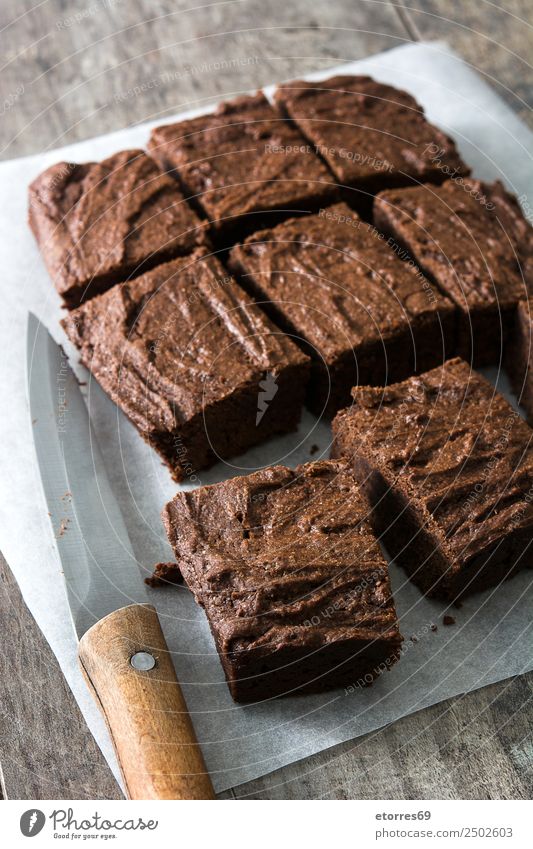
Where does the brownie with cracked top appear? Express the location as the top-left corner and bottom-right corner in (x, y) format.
(332, 358), (533, 600)
(29, 149), (208, 308)
(374, 179), (532, 365)
(160, 459), (403, 702)
(507, 297), (533, 424)
(147, 92), (339, 239)
(62, 250), (310, 481)
(229, 202), (455, 416)
(274, 75), (468, 201)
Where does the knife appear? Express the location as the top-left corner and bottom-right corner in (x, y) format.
(26, 312), (215, 801)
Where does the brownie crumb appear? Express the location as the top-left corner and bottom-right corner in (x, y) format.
(309, 444), (319, 456)
(144, 575), (162, 588)
(410, 635), (419, 643)
(430, 624), (438, 632)
(443, 615), (456, 626)
(145, 562), (183, 588)
(57, 517), (70, 538)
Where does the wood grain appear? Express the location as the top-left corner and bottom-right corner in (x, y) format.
(398, 0), (533, 127)
(0, 0), (532, 801)
(0, 0), (407, 159)
(0, 552), (122, 800)
(219, 673), (533, 799)
(79, 604), (214, 800)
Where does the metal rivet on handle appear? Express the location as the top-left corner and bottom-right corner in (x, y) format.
(130, 651), (156, 671)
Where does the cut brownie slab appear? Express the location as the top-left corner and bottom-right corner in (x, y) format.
(160, 460), (403, 702)
(332, 358), (533, 601)
(29, 149), (208, 308)
(274, 75), (467, 201)
(62, 250), (309, 481)
(229, 202), (455, 416)
(374, 179), (531, 365)
(147, 92), (338, 239)
(507, 297), (533, 424)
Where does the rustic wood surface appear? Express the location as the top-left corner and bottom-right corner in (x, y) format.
(0, 553), (121, 799)
(0, 0), (532, 800)
(397, 0), (533, 127)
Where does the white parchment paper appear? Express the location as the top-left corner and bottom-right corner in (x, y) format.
(1, 42), (533, 794)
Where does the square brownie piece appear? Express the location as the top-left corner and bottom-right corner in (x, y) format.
(62, 250), (309, 481)
(160, 460), (403, 702)
(147, 92), (338, 239)
(229, 202), (455, 416)
(274, 75), (468, 200)
(374, 179), (531, 365)
(507, 297), (533, 424)
(29, 149), (208, 308)
(332, 358), (533, 601)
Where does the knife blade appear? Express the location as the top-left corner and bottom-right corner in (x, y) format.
(26, 312), (214, 801)
(27, 311), (144, 638)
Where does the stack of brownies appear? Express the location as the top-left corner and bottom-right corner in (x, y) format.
(30, 75), (533, 702)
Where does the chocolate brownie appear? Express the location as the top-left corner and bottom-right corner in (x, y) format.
(229, 202), (455, 416)
(160, 460), (403, 702)
(507, 297), (533, 424)
(374, 179), (531, 365)
(332, 358), (533, 601)
(61, 250), (309, 481)
(29, 149), (208, 308)
(274, 75), (467, 201)
(486, 182), (533, 290)
(147, 92), (338, 239)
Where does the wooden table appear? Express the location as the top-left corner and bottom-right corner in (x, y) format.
(1, 0), (532, 800)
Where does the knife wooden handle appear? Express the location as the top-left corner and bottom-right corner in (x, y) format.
(78, 603), (215, 800)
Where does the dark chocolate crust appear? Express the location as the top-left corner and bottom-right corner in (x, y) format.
(147, 92), (339, 239)
(29, 149), (208, 308)
(274, 75), (468, 198)
(507, 297), (533, 424)
(61, 250), (309, 481)
(161, 459), (402, 702)
(332, 358), (533, 601)
(374, 179), (531, 365)
(229, 202), (455, 416)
